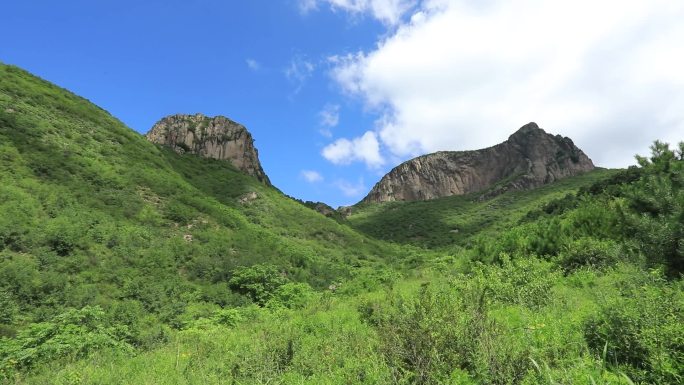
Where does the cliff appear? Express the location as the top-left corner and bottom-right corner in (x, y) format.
(146, 114), (270, 184)
(362, 122), (594, 203)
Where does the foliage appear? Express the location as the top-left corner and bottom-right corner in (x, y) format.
(584, 271), (684, 384)
(558, 237), (623, 273)
(228, 264), (288, 305)
(0, 306), (132, 378)
(0, 291), (17, 325)
(0, 62), (402, 323)
(0, 63), (682, 384)
(349, 169), (619, 249)
(623, 141), (684, 276)
(267, 282), (316, 309)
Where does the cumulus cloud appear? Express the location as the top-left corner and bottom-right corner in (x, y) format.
(322, 131), (384, 168)
(301, 0), (417, 25)
(327, 0), (684, 168)
(301, 170), (324, 183)
(334, 178), (367, 197)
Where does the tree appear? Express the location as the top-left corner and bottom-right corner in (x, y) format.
(626, 141), (684, 276)
(228, 264), (287, 305)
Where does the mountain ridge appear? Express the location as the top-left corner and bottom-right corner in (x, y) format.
(362, 122), (594, 203)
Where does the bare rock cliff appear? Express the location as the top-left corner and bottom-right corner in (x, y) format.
(146, 114), (270, 184)
(362, 122), (594, 203)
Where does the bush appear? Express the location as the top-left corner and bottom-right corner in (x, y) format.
(364, 281), (534, 385)
(584, 274), (684, 384)
(267, 282), (315, 309)
(212, 308), (243, 327)
(366, 285), (468, 384)
(558, 238), (623, 273)
(467, 255), (559, 309)
(0, 291), (17, 324)
(0, 306), (133, 375)
(624, 140), (684, 276)
(228, 264), (288, 305)
(43, 216), (81, 257)
(163, 200), (196, 224)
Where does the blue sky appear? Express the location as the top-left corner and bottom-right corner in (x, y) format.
(2, 1), (684, 207)
(0, 0), (389, 206)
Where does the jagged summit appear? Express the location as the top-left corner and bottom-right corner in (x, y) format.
(146, 113), (270, 184)
(362, 122), (594, 204)
(510, 121), (541, 136)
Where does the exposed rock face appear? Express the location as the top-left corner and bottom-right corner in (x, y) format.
(299, 201), (347, 221)
(238, 191), (259, 205)
(311, 202), (336, 217)
(146, 114), (270, 184)
(362, 122), (594, 203)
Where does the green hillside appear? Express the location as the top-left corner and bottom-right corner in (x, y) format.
(1, 64), (682, 385)
(348, 169), (620, 249)
(0, 63), (408, 339)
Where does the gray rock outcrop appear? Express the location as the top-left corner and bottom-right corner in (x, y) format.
(146, 114), (270, 184)
(362, 122), (594, 203)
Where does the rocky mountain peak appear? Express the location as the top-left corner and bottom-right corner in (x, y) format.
(362, 123), (594, 204)
(509, 121), (542, 140)
(146, 113), (270, 184)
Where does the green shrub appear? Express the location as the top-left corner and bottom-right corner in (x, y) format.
(466, 255), (559, 309)
(43, 216), (83, 257)
(162, 200), (196, 224)
(0, 291), (18, 324)
(212, 308), (243, 327)
(365, 281), (534, 385)
(367, 285), (467, 384)
(623, 140), (684, 276)
(558, 238), (623, 273)
(584, 274), (684, 384)
(266, 282), (315, 309)
(228, 264), (288, 305)
(0, 306), (133, 375)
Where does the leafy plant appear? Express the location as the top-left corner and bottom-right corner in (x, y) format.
(0, 306), (132, 376)
(584, 272), (684, 384)
(228, 264), (288, 305)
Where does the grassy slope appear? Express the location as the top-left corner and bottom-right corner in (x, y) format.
(3, 63), (681, 385)
(348, 169), (620, 249)
(0, 63), (407, 327)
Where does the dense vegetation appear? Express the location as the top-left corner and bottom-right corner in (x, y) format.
(0, 63), (682, 384)
(348, 168), (620, 249)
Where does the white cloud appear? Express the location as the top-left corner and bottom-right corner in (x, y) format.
(300, 170), (324, 183)
(301, 0), (417, 25)
(334, 178), (367, 197)
(327, 0), (684, 168)
(245, 58), (260, 71)
(322, 131), (384, 168)
(319, 103), (340, 132)
(299, 0), (318, 13)
(319, 128), (334, 138)
(285, 56), (315, 94)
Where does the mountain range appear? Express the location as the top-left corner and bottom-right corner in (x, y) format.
(139, 110), (598, 208)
